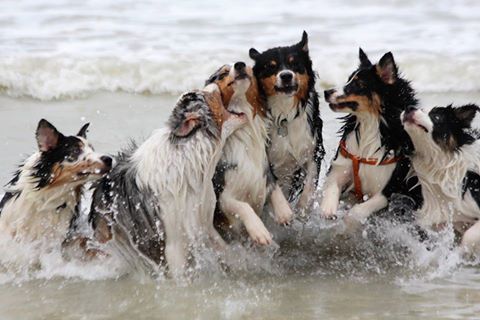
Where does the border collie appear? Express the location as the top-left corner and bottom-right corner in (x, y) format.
(205, 62), (293, 246)
(0, 119), (111, 249)
(89, 90), (246, 277)
(321, 49), (421, 228)
(249, 31), (324, 215)
(402, 104), (480, 254)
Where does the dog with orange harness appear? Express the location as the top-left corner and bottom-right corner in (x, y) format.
(319, 49), (422, 229)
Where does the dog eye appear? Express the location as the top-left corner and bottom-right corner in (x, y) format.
(65, 155), (77, 162)
(266, 61), (277, 70)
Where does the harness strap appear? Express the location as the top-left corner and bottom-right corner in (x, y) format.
(338, 139), (402, 201)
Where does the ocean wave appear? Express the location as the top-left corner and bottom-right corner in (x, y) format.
(1, 53), (479, 101)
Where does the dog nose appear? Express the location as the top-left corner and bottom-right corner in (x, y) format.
(234, 62), (246, 72)
(101, 156), (113, 168)
(279, 71), (293, 82)
(324, 89), (336, 100)
(405, 105), (417, 114)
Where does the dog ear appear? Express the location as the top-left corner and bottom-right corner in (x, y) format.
(454, 104), (479, 128)
(359, 48), (372, 68)
(36, 119), (64, 152)
(77, 123), (90, 138)
(249, 48), (261, 60)
(298, 31), (309, 52)
(173, 112), (201, 137)
(376, 52), (398, 84)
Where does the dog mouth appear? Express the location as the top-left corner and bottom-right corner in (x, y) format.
(228, 109), (246, 118)
(77, 168), (109, 177)
(234, 72), (249, 81)
(274, 84), (298, 94)
(405, 120), (429, 133)
(227, 72), (250, 86)
(402, 113), (429, 133)
(329, 101), (358, 111)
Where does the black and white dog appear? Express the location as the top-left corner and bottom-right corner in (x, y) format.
(205, 62), (293, 246)
(89, 90), (246, 277)
(321, 49), (421, 228)
(402, 104), (480, 254)
(249, 31), (324, 214)
(0, 119), (112, 249)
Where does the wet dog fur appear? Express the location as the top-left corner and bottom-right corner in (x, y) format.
(88, 90), (246, 277)
(321, 49), (421, 229)
(205, 62), (293, 246)
(249, 31), (325, 215)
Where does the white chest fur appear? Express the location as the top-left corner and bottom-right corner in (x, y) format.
(267, 95), (315, 188)
(0, 187), (77, 243)
(412, 142), (480, 227)
(221, 101), (269, 214)
(334, 115), (396, 197)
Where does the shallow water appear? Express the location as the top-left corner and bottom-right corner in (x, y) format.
(1, 0), (480, 319)
(1, 92), (480, 319)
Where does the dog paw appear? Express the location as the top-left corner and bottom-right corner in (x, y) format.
(343, 205), (370, 233)
(244, 215), (272, 245)
(275, 205), (294, 225)
(320, 201), (338, 220)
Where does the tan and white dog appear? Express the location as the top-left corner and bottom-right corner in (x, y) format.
(205, 62), (293, 245)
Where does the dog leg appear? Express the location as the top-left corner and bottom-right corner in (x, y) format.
(460, 220), (480, 257)
(344, 193), (388, 231)
(220, 194), (272, 245)
(270, 184), (293, 225)
(320, 163), (352, 219)
(208, 225), (227, 252)
(165, 236), (188, 278)
(296, 161), (318, 217)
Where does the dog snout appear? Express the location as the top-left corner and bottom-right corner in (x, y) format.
(234, 62), (246, 72)
(405, 105), (417, 114)
(402, 106), (417, 122)
(101, 156), (113, 169)
(279, 71), (293, 83)
(324, 89), (336, 101)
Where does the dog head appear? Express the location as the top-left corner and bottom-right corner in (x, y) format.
(402, 104), (480, 152)
(325, 49), (409, 116)
(249, 31), (313, 104)
(204, 62), (264, 117)
(33, 119), (112, 189)
(168, 90), (247, 142)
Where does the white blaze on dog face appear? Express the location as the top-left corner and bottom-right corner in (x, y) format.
(402, 108), (434, 135)
(34, 119), (112, 189)
(249, 31), (311, 105)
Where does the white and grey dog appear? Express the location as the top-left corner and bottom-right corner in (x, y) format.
(402, 103), (480, 255)
(0, 119), (112, 249)
(205, 62), (293, 246)
(89, 90), (246, 277)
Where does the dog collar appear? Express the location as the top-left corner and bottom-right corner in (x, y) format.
(276, 109), (301, 137)
(338, 139), (403, 201)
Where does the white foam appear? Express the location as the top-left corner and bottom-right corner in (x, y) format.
(1, 0), (480, 100)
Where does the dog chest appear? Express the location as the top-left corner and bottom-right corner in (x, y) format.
(221, 128), (269, 212)
(269, 113), (315, 178)
(0, 192), (75, 242)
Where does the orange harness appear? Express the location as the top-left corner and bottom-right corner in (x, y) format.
(338, 139), (403, 201)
